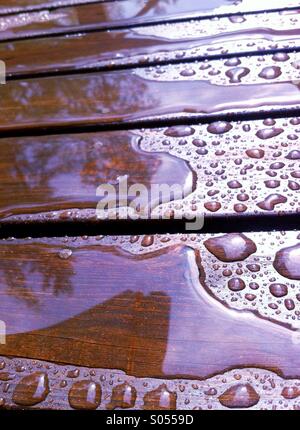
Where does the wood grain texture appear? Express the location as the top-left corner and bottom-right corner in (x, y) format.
(1, 53), (300, 133)
(1, 0), (300, 39)
(0, 232), (300, 412)
(0, 117), (299, 224)
(3, 10), (300, 76)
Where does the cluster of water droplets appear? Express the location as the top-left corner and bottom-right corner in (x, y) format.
(1, 356), (300, 409)
(138, 117), (300, 219)
(136, 50), (299, 85)
(125, 10), (300, 67)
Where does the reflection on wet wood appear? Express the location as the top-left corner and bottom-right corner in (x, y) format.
(0, 117), (299, 224)
(3, 10), (300, 76)
(1, 0), (299, 39)
(1, 53), (300, 133)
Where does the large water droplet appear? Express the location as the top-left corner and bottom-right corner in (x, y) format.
(207, 122), (232, 135)
(12, 372), (49, 406)
(143, 384), (177, 410)
(256, 128), (284, 140)
(257, 194), (287, 211)
(204, 233), (257, 262)
(228, 278), (246, 292)
(269, 283), (288, 298)
(281, 386), (300, 399)
(273, 243), (300, 280)
(219, 384), (260, 408)
(107, 383), (137, 410)
(226, 67), (250, 83)
(246, 149), (265, 159)
(258, 66), (282, 80)
(164, 126), (195, 137)
(286, 150), (300, 160)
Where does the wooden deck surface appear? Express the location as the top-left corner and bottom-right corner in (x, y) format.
(0, 0), (300, 410)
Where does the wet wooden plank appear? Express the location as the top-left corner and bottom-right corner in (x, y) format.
(0, 0), (108, 15)
(0, 231), (300, 409)
(0, 130), (193, 222)
(1, 1), (300, 40)
(1, 53), (300, 133)
(3, 10), (300, 77)
(0, 117), (299, 224)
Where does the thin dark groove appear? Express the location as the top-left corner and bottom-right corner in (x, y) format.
(0, 213), (299, 239)
(0, 107), (300, 140)
(1, 5), (300, 42)
(6, 45), (300, 82)
(0, 0), (124, 17)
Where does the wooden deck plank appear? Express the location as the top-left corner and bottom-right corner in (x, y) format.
(3, 10), (300, 76)
(0, 231), (300, 409)
(1, 0), (300, 37)
(0, 0), (108, 15)
(1, 53), (300, 133)
(0, 117), (299, 224)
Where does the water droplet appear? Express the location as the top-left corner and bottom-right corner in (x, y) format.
(258, 66), (282, 80)
(219, 384), (260, 408)
(269, 283), (288, 298)
(67, 369), (80, 378)
(281, 386), (300, 399)
(270, 162), (285, 170)
(246, 264), (260, 273)
(234, 203), (247, 213)
(143, 384), (177, 410)
(204, 202), (221, 212)
(246, 149), (265, 159)
(226, 67), (250, 83)
(207, 122), (232, 135)
(224, 57), (241, 67)
(229, 15), (246, 23)
(265, 180), (280, 189)
(0, 372), (15, 381)
(68, 380), (101, 410)
(180, 68), (196, 77)
(256, 128), (284, 140)
(228, 278), (246, 292)
(13, 372), (49, 406)
(284, 298), (295, 311)
(164, 126), (195, 137)
(288, 181), (300, 191)
(204, 387), (218, 396)
(204, 234), (257, 262)
(141, 235), (154, 247)
(257, 194), (287, 211)
(245, 293), (256, 301)
(286, 150), (300, 160)
(272, 53), (290, 62)
(227, 180), (242, 189)
(291, 171), (300, 179)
